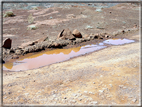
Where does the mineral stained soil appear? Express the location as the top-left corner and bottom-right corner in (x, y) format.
(2, 3), (140, 105)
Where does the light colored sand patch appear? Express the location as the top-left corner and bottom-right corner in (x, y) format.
(66, 14), (87, 19)
(3, 16), (26, 24)
(28, 18), (70, 26)
(33, 8), (51, 15)
(33, 11), (59, 19)
(3, 34), (15, 37)
(30, 14), (87, 26)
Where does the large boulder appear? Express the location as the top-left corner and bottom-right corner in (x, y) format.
(58, 28), (75, 40)
(3, 38), (12, 49)
(72, 29), (82, 38)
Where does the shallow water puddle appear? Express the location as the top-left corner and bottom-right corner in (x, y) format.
(3, 45), (106, 71)
(103, 38), (135, 45)
(3, 38), (135, 71)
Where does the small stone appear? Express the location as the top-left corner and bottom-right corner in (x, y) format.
(4, 96), (7, 99)
(12, 55), (19, 59)
(92, 101), (98, 104)
(109, 84), (113, 87)
(72, 100), (76, 103)
(15, 50), (22, 55)
(72, 93), (77, 97)
(84, 91), (88, 93)
(8, 92), (12, 95)
(93, 82), (95, 84)
(99, 90), (104, 93)
(89, 91), (93, 94)
(8, 84), (12, 87)
(132, 98), (137, 103)
(119, 85), (124, 88)
(24, 93), (29, 96)
(100, 75), (103, 77)
(64, 97), (67, 99)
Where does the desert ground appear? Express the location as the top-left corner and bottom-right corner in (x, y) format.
(2, 3), (141, 106)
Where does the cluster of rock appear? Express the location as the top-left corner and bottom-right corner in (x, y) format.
(2, 27), (138, 63)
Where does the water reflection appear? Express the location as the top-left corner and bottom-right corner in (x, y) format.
(103, 38), (135, 45)
(3, 45), (106, 71)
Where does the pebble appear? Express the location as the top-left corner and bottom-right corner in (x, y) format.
(109, 84), (113, 87)
(72, 100), (76, 103)
(24, 93), (29, 96)
(132, 98), (137, 103)
(100, 75), (103, 77)
(92, 101), (98, 105)
(8, 84), (12, 87)
(84, 91), (88, 94)
(93, 82), (95, 84)
(4, 96), (7, 99)
(64, 97), (67, 99)
(99, 90), (104, 93)
(77, 90), (81, 93)
(8, 92), (12, 95)
(53, 94), (57, 98)
(89, 91), (93, 94)
(119, 85), (124, 88)
(72, 93), (77, 97)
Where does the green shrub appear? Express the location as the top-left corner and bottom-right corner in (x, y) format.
(27, 13), (34, 24)
(27, 25), (37, 30)
(3, 11), (14, 17)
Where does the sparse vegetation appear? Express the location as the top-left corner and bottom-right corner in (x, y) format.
(3, 11), (15, 17)
(27, 25), (37, 30)
(32, 7), (38, 10)
(27, 13), (34, 24)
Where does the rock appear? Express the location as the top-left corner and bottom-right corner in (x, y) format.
(12, 55), (19, 59)
(91, 101), (98, 105)
(37, 36), (48, 43)
(84, 91), (88, 94)
(10, 48), (15, 53)
(132, 98), (137, 103)
(72, 29), (82, 38)
(2, 59), (5, 63)
(105, 35), (110, 38)
(57, 28), (75, 40)
(3, 38), (12, 49)
(15, 50), (22, 55)
(52, 42), (60, 48)
(84, 34), (89, 38)
(75, 38), (85, 44)
(72, 93), (77, 97)
(20, 41), (38, 48)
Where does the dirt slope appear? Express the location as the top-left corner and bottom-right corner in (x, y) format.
(3, 31), (140, 105)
